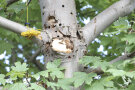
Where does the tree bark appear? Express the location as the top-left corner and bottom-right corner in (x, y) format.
(81, 0), (135, 45)
(0, 0), (135, 89)
(39, 0), (86, 79)
(0, 16), (27, 34)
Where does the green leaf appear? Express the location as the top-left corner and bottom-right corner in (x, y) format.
(32, 73), (40, 80)
(78, 0), (84, 3)
(73, 72), (96, 88)
(122, 33), (135, 45)
(113, 17), (130, 31)
(0, 40), (13, 54)
(46, 59), (62, 70)
(46, 81), (58, 90)
(85, 73), (97, 85)
(106, 69), (126, 77)
(0, 0), (7, 8)
(0, 74), (6, 85)
(84, 77), (114, 90)
(28, 83), (45, 90)
(38, 71), (49, 77)
(125, 82), (135, 90)
(103, 81), (114, 87)
(11, 62), (28, 72)
(126, 71), (135, 79)
(7, 4), (26, 13)
(57, 78), (73, 90)
(100, 37), (112, 46)
(32, 70), (49, 80)
(53, 59), (61, 66)
(6, 62), (28, 80)
(80, 56), (100, 66)
(45, 60), (64, 80)
(85, 81), (104, 90)
(125, 44), (135, 53)
(50, 70), (64, 80)
(6, 71), (25, 80)
(73, 72), (86, 87)
(80, 56), (110, 71)
(8, 83), (27, 90)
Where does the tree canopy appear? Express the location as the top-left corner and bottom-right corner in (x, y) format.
(0, 0), (135, 90)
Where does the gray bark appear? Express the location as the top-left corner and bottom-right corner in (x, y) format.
(39, 0), (86, 79)
(0, 16), (27, 33)
(81, 0), (135, 45)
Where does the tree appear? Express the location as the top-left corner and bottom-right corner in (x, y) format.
(0, 0), (135, 90)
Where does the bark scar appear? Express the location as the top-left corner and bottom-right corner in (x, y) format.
(47, 16), (58, 28)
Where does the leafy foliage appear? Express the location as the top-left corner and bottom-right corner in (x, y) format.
(73, 72), (96, 88)
(0, 0), (135, 89)
(0, 56), (135, 90)
(0, 40), (13, 54)
(0, 60), (65, 90)
(80, 56), (110, 71)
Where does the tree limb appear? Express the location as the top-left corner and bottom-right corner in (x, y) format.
(0, 16), (27, 34)
(81, 0), (135, 45)
(110, 51), (135, 64)
(82, 51), (135, 74)
(29, 49), (44, 71)
(29, 49), (41, 62)
(33, 60), (44, 71)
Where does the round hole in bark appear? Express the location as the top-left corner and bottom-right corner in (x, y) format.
(62, 5), (64, 7)
(55, 31), (57, 32)
(57, 35), (59, 37)
(43, 6), (45, 9)
(59, 23), (62, 26)
(48, 26), (50, 28)
(42, 13), (44, 15)
(48, 16), (55, 21)
(68, 56), (71, 58)
(70, 12), (73, 15)
(84, 67), (88, 69)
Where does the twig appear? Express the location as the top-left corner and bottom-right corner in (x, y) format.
(26, 71), (31, 86)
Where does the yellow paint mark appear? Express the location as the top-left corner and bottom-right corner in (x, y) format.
(21, 29), (41, 39)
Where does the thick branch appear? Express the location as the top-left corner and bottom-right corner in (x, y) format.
(0, 16), (27, 34)
(33, 60), (44, 71)
(81, 0), (135, 45)
(27, 47), (44, 71)
(29, 49), (41, 61)
(110, 51), (135, 64)
(82, 51), (135, 74)
(29, 49), (44, 70)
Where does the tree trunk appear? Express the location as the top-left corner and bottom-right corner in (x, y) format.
(1, 0), (135, 89)
(39, 0), (86, 79)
